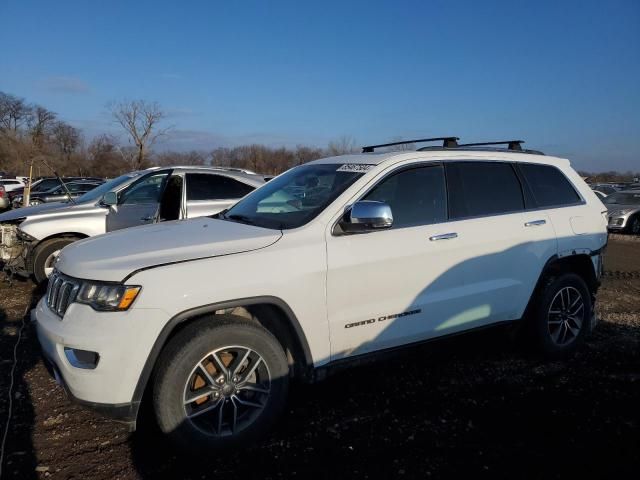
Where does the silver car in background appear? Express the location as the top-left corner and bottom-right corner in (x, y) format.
(0, 166), (265, 282)
(604, 189), (640, 234)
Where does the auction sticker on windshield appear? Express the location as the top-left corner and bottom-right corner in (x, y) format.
(337, 164), (374, 173)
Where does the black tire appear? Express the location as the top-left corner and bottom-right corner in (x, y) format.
(32, 237), (78, 284)
(152, 315), (289, 452)
(528, 273), (592, 358)
(626, 215), (640, 235)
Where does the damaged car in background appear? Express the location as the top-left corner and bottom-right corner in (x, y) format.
(604, 188), (640, 234)
(0, 166), (265, 283)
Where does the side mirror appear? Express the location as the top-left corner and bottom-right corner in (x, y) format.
(101, 191), (118, 206)
(340, 201), (393, 233)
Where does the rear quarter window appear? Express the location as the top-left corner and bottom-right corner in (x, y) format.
(518, 164), (581, 208)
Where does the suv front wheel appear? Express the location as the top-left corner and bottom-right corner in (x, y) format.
(529, 273), (592, 358)
(152, 315), (289, 451)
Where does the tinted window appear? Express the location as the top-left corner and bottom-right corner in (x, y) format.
(446, 162), (524, 218)
(519, 164), (581, 207)
(120, 172), (169, 205)
(186, 174), (254, 200)
(363, 165), (447, 228)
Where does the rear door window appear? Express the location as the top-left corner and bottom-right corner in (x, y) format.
(518, 164), (581, 207)
(186, 174), (254, 200)
(446, 162), (524, 219)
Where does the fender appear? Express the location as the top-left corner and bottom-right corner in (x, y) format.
(130, 295), (313, 414)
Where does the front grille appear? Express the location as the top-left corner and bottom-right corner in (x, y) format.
(46, 271), (80, 317)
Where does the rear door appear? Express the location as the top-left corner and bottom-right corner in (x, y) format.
(184, 173), (255, 217)
(106, 171), (170, 231)
(442, 161), (557, 323)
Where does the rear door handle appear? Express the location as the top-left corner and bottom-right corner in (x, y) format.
(429, 232), (458, 241)
(525, 219), (546, 227)
(141, 216), (154, 221)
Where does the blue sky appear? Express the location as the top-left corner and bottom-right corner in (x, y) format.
(1, 0), (639, 171)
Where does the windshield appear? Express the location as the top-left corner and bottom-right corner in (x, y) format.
(604, 191), (640, 205)
(76, 173), (140, 203)
(222, 163), (370, 229)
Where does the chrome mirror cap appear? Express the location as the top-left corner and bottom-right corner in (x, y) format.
(344, 201), (393, 231)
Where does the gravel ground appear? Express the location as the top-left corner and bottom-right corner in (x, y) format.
(0, 238), (638, 479)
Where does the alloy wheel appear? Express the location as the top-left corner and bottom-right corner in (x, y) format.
(547, 286), (585, 346)
(43, 250), (61, 278)
(183, 346), (271, 437)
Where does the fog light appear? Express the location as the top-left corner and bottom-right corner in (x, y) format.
(64, 347), (99, 369)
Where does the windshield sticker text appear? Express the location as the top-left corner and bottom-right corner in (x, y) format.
(337, 164), (374, 173)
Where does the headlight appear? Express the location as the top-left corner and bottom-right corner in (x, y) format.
(76, 282), (141, 311)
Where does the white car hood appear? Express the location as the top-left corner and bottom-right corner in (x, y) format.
(56, 218), (282, 282)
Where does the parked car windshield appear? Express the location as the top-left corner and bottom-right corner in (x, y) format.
(603, 191), (640, 205)
(76, 173), (140, 203)
(222, 163), (369, 229)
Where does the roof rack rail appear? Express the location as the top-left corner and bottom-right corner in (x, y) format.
(362, 136), (459, 153)
(458, 140), (524, 151)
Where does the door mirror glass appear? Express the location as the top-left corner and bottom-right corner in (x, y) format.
(102, 191), (118, 206)
(341, 201), (393, 233)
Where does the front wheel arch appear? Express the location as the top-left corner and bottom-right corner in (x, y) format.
(131, 297), (314, 424)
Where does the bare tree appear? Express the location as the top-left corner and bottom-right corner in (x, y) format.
(109, 100), (170, 169)
(327, 135), (357, 156)
(28, 105), (57, 149)
(51, 121), (80, 161)
(0, 92), (31, 132)
(154, 150), (206, 166)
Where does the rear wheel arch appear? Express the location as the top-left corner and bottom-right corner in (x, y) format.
(524, 252), (599, 318)
(542, 253), (599, 294)
(132, 296), (314, 420)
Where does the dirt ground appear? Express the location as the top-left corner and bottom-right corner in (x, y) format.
(0, 237), (638, 479)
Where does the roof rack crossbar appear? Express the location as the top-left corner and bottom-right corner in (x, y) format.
(362, 136), (459, 153)
(458, 140), (524, 151)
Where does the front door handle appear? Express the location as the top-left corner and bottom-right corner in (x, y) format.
(429, 232), (458, 241)
(525, 219), (546, 227)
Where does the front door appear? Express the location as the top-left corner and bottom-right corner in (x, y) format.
(106, 171), (170, 231)
(326, 163), (468, 359)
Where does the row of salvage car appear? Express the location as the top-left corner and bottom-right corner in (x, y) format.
(0, 166), (267, 282)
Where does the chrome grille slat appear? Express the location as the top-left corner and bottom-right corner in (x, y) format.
(46, 270), (80, 318)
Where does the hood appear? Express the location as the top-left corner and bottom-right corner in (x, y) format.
(605, 203), (640, 212)
(56, 218), (282, 282)
(0, 201), (75, 222)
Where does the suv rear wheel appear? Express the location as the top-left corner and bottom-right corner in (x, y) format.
(529, 273), (592, 358)
(152, 315), (289, 451)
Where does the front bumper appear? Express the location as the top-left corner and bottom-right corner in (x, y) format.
(33, 297), (170, 423)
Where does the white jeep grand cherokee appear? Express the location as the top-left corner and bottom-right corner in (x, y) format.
(34, 138), (608, 450)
